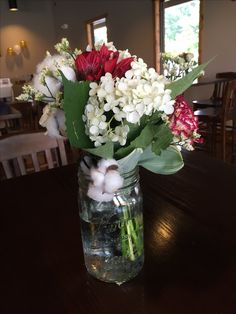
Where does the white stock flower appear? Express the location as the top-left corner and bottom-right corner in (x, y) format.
(45, 76), (62, 98)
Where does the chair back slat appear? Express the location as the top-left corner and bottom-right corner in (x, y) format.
(2, 160), (13, 179)
(45, 149), (54, 169)
(220, 80), (236, 161)
(31, 152), (40, 172)
(58, 138), (68, 166)
(16, 156), (27, 175)
(0, 132), (68, 180)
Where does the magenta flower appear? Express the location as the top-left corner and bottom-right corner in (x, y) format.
(169, 95), (203, 148)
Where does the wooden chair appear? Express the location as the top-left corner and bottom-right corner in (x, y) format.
(0, 107), (22, 136)
(194, 80), (236, 162)
(0, 132), (68, 180)
(192, 73), (236, 111)
(10, 101), (35, 130)
(192, 77), (229, 111)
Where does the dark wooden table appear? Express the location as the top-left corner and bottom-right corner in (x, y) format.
(1, 151), (236, 314)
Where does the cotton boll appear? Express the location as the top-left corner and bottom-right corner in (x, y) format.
(43, 115), (62, 138)
(60, 65), (76, 81)
(80, 160), (90, 175)
(97, 159), (118, 174)
(87, 185), (114, 202)
(55, 109), (66, 136)
(39, 106), (62, 138)
(39, 104), (52, 126)
(90, 168), (105, 187)
(45, 76), (62, 98)
(103, 170), (124, 193)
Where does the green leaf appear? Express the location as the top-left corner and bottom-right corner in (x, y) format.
(125, 115), (149, 144)
(85, 141), (114, 159)
(131, 123), (159, 149)
(114, 145), (134, 160)
(168, 59), (212, 99)
(138, 145), (184, 175)
(62, 74), (92, 148)
(117, 148), (143, 173)
(151, 124), (173, 155)
(115, 121), (173, 159)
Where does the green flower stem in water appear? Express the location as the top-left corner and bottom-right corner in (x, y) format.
(121, 205), (143, 261)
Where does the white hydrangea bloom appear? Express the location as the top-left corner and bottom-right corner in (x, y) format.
(84, 57), (176, 146)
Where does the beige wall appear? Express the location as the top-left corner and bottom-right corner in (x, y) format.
(53, 0), (154, 67)
(0, 0), (154, 82)
(1, 0), (236, 103)
(0, 0), (55, 80)
(185, 0), (236, 102)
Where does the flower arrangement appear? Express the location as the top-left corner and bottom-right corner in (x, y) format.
(161, 51), (197, 81)
(17, 38), (207, 190)
(17, 39), (207, 281)
(18, 38), (205, 175)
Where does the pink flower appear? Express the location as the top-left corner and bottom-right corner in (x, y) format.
(169, 95), (203, 147)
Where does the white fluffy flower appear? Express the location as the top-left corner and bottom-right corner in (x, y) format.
(39, 105), (66, 138)
(60, 65), (76, 81)
(32, 54), (76, 100)
(87, 159), (123, 203)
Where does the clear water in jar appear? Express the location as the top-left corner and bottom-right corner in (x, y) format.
(80, 209), (144, 285)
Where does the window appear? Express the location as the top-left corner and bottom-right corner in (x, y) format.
(164, 0), (200, 60)
(86, 15), (108, 47)
(154, 0), (202, 72)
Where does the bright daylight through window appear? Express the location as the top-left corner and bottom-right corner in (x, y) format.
(164, 0), (200, 61)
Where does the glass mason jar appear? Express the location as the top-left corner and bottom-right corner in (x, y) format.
(78, 162), (144, 285)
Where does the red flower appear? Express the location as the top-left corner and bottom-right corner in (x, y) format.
(112, 57), (134, 78)
(169, 95), (203, 145)
(75, 44), (134, 81)
(75, 50), (103, 81)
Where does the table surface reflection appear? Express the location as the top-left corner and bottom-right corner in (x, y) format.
(1, 151), (236, 314)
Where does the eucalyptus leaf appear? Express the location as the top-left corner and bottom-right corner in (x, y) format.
(125, 115), (149, 144)
(85, 141), (114, 159)
(114, 145), (135, 160)
(168, 59), (212, 99)
(138, 145), (184, 175)
(117, 148), (143, 173)
(131, 123), (159, 149)
(151, 124), (173, 155)
(61, 73), (92, 148)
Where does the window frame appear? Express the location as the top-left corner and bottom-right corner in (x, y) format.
(85, 14), (108, 47)
(153, 0), (203, 72)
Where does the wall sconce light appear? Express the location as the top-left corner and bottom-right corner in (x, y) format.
(7, 47), (15, 56)
(19, 40), (27, 49)
(7, 40), (27, 56)
(9, 0), (18, 11)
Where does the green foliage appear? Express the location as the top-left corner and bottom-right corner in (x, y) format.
(117, 148), (143, 173)
(115, 120), (173, 160)
(138, 145), (184, 175)
(151, 124), (173, 155)
(85, 141), (114, 159)
(62, 74), (92, 148)
(168, 60), (211, 98)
